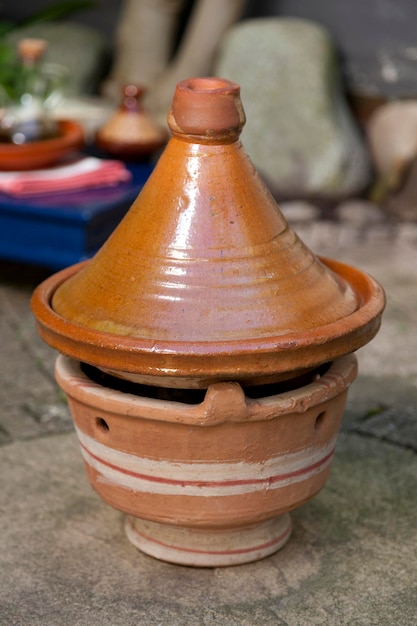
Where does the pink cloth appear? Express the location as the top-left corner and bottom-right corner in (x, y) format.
(0, 157), (132, 197)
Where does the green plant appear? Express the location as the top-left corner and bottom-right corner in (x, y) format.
(0, 1), (95, 104)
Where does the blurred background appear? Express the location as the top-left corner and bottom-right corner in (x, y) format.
(1, 0), (417, 220)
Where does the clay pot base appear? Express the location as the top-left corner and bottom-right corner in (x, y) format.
(125, 513), (292, 567)
(0, 119), (84, 170)
(56, 353), (357, 567)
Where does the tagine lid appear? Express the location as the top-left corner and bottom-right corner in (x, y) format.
(32, 77), (385, 386)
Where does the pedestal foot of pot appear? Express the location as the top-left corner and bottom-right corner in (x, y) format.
(124, 514), (292, 567)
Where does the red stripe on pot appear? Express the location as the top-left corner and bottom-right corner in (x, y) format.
(76, 427), (335, 497)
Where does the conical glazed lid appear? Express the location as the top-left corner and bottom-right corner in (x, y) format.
(32, 77), (385, 387)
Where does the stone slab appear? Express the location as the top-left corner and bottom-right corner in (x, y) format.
(0, 431), (415, 625)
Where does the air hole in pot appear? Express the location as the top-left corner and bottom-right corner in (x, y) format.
(315, 411), (326, 431)
(96, 417), (110, 433)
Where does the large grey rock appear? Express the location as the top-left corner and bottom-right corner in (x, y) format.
(244, 0), (417, 101)
(5, 22), (109, 95)
(214, 18), (371, 200)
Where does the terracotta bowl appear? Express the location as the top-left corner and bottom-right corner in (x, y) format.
(55, 352), (357, 566)
(0, 119), (84, 170)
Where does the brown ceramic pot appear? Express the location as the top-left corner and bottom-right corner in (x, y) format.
(95, 84), (167, 160)
(31, 77), (385, 566)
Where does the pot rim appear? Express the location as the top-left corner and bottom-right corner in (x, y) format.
(55, 352), (358, 426)
(31, 256), (384, 384)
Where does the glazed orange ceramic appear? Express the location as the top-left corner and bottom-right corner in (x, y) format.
(31, 77), (385, 567)
(32, 77), (385, 388)
(96, 84), (167, 159)
(0, 119), (84, 170)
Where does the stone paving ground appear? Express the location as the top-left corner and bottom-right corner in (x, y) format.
(0, 212), (416, 625)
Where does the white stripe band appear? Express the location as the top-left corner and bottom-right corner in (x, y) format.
(76, 426), (336, 497)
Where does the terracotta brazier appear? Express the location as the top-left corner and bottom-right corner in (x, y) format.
(55, 353), (357, 566)
(31, 77), (385, 566)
